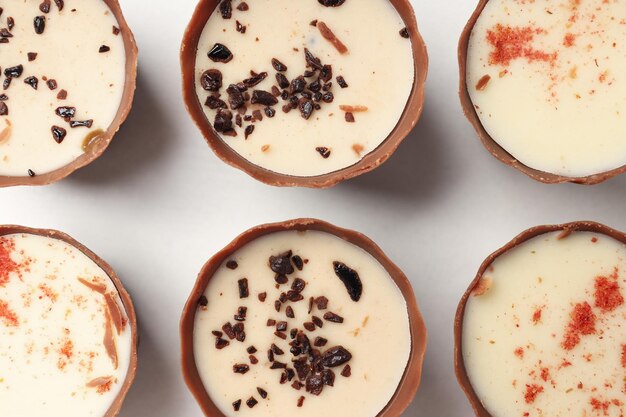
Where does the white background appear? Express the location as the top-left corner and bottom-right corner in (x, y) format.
(3, 1), (626, 416)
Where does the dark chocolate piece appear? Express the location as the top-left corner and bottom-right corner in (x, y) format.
(208, 43), (233, 63)
(34, 16), (45, 34)
(51, 126), (67, 143)
(320, 346), (352, 368)
(333, 261), (362, 301)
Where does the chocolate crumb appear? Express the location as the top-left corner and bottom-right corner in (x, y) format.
(223, 322), (236, 339)
(274, 331), (287, 340)
(291, 255), (304, 271)
(27, 169), (36, 177)
(285, 306), (295, 318)
(233, 400), (241, 411)
(299, 99), (314, 120)
(345, 112), (355, 123)
(27, 53), (38, 62)
(244, 72), (267, 88)
(306, 373), (324, 395)
(56, 89), (68, 100)
(199, 295), (208, 307)
(257, 387), (268, 399)
(249, 355), (258, 364)
(99, 45), (110, 53)
(0, 102), (7, 116)
(336, 76), (348, 88)
(266, 319), (276, 327)
(40, 0), (51, 13)
(315, 296), (328, 310)
(236, 20), (246, 33)
(51, 125), (66, 143)
(219, 0), (232, 19)
(258, 292), (267, 302)
(226, 260), (238, 269)
(4, 65), (23, 79)
(251, 90), (278, 106)
(54, 0), (64, 11)
(264, 107), (276, 118)
(234, 306), (247, 322)
(237, 2), (249, 11)
(318, 0), (345, 6)
(24, 76), (38, 90)
(321, 346), (352, 368)
(238, 278), (249, 298)
(247, 345), (257, 354)
(276, 73), (289, 89)
(69, 120), (93, 128)
(312, 316), (324, 328)
(323, 312), (344, 323)
(208, 43), (234, 63)
(201, 69), (223, 91)
(310, 19), (318, 27)
(399, 27), (410, 38)
(55, 106), (76, 121)
(270, 361), (287, 369)
(303, 322), (315, 332)
(243, 125), (255, 139)
(292, 381), (303, 390)
(271, 343), (284, 355)
(341, 364), (351, 377)
(233, 364), (250, 374)
(212, 331), (222, 337)
(314, 336), (328, 347)
(34, 16), (45, 34)
(297, 396), (305, 407)
(112, 26), (120, 35)
(6, 17), (14, 31)
(276, 321), (288, 332)
(246, 397), (258, 408)
(233, 323), (245, 342)
(215, 338), (230, 349)
(316, 147), (331, 158)
(272, 58), (288, 72)
(333, 261), (363, 301)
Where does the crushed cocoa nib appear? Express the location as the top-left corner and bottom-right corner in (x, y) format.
(282, 104), (291, 113)
(236, 20), (246, 34)
(113, 25), (120, 35)
(0, 94), (7, 100)
(24, 76), (38, 90)
(399, 27), (410, 38)
(267, 319), (276, 326)
(27, 53), (38, 61)
(40, 0), (51, 13)
(312, 316), (323, 328)
(69, 120), (93, 128)
(333, 261), (363, 301)
(251, 90), (278, 106)
(290, 328), (298, 339)
(304, 48), (323, 70)
(226, 259), (238, 269)
(285, 306), (295, 318)
(2, 78), (11, 90)
(99, 45), (110, 53)
(276, 321), (288, 331)
(0, 102), (7, 116)
(291, 255), (304, 271)
(208, 43), (234, 63)
(212, 331), (223, 337)
(54, 0), (64, 10)
(336, 75), (349, 88)
(289, 76), (306, 95)
(321, 369), (335, 386)
(299, 99), (314, 120)
(270, 361), (287, 369)
(316, 147), (331, 158)
(243, 71), (267, 88)
(322, 92), (334, 103)
(345, 112), (355, 123)
(341, 364), (351, 377)
(199, 295), (209, 307)
(323, 312), (344, 323)
(201, 69), (223, 91)
(303, 322), (315, 332)
(321, 346), (352, 368)
(215, 338), (230, 349)
(219, 0), (232, 19)
(246, 345), (257, 354)
(227, 84), (245, 109)
(233, 323), (246, 342)
(257, 387), (268, 399)
(274, 300), (282, 312)
(315, 296), (328, 310)
(222, 322), (236, 339)
(271, 58), (287, 72)
(51, 125), (66, 143)
(287, 291), (304, 302)
(292, 381), (303, 390)
(317, 21), (348, 54)
(55, 106), (76, 121)
(233, 364), (250, 374)
(237, 278), (249, 298)
(34, 16), (45, 34)
(249, 355), (258, 364)
(213, 109), (233, 132)
(258, 292), (267, 302)
(275, 274), (288, 285)
(306, 373), (324, 395)
(271, 343), (285, 355)
(271, 86), (281, 97)
(274, 331), (287, 340)
(27, 169), (36, 177)
(288, 96), (299, 109)
(237, 2), (249, 11)
(244, 125), (254, 139)
(314, 336), (328, 347)
(269, 251), (294, 275)
(0, 28), (12, 38)
(235, 114), (243, 127)
(318, 0), (345, 6)
(233, 399), (242, 411)
(7, 17), (14, 31)
(267, 348), (275, 362)
(4, 65), (23, 79)
(310, 19), (318, 27)
(279, 372), (288, 384)
(234, 306), (247, 321)
(291, 278), (306, 293)
(297, 396), (305, 407)
(320, 65), (333, 83)
(223, 129), (238, 137)
(251, 109), (262, 120)
(57, 89), (67, 99)
(246, 397), (258, 408)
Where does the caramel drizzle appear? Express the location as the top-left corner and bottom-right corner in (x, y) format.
(317, 21), (349, 55)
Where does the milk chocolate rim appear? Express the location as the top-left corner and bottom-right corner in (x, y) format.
(0, 0), (138, 187)
(181, 0), (428, 188)
(458, 0), (626, 185)
(454, 220), (626, 417)
(180, 218), (427, 416)
(0, 225), (138, 417)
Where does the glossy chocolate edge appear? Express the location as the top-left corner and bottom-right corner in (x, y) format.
(454, 220), (626, 417)
(0, 225), (138, 417)
(0, 0), (139, 187)
(458, 0), (626, 185)
(181, 0), (428, 188)
(180, 218), (427, 416)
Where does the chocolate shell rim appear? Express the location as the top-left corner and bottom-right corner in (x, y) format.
(0, 0), (139, 188)
(454, 220), (626, 417)
(181, 0), (428, 188)
(458, 0), (626, 185)
(180, 218), (427, 416)
(0, 224), (138, 417)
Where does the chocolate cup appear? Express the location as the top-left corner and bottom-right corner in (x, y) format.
(0, 0), (138, 188)
(0, 225), (138, 417)
(459, 0), (626, 185)
(181, 218), (427, 416)
(454, 220), (626, 416)
(181, 1), (428, 188)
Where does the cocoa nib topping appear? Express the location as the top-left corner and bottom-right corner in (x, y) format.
(55, 106), (76, 121)
(258, 292), (267, 302)
(24, 76), (38, 90)
(321, 346), (352, 368)
(112, 25), (120, 35)
(205, 95), (226, 110)
(257, 387), (268, 399)
(323, 312), (344, 323)
(286, 305), (295, 318)
(54, 0), (64, 11)
(201, 69), (223, 91)
(27, 53), (38, 61)
(316, 147), (331, 158)
(40, 0), (51, 13)
(297, 396), (305, 407)
(271, 58), (287, 72)
(236, 20), (246, 34)
(0, 28), (12, 38)
(251, 90), (278, 106)
(247, 345), (257, 354)
(246, 397), (258, 408)
(238, 278), (249, 298)
(4, 65), (23, 79)
(314, 336), (328, 347)
(232, 399), (242, 411)
(315, 296), (329, 310)
(208, 43), (234, 63)
(0, 102), (7, 116)
(226, 259), (238, 269)
(341, 364), (351, 377)
(399, 27), (410, 38)
(243, 71), (268, 88)
(233, 363), (250, 374)
(318, 0), (346, 7)
(234, 306), (247, 321)
(345, 112), (355, 123)
(215, 338), (230, 349)
(219, 0), (232, 19)
(56, 89), (67, 100)
(269, 251), (294, 275)
(336, 76), (349, 88)
(7, 17), (14, 31)
(28, 169), (36, 177)
(51, 125), (66, 143)
(213, 109), (233, 132)
(69, 119), (93, 128)
(237, 2), (249, 11)
(333, 261), (363, 301)
(99, 45), (110, 53)
(198, 295), (209, 307)
(34, 16), (45, 34)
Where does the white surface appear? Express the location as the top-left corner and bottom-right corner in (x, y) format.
(2, 1), (626, 416)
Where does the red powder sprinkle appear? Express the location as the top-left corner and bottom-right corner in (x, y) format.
(60, 339), (74, 359)
(0, 238), (19, 287)
(594, 270), (624, 313)
(486, 24), (557, 67)
(562, 302), (596, 351)
(540, 367), (550, 382)
(0, 300), (18, 327)
(563, 33), (576, 47)
(514, 347), (525, 359)
(97, 380), (113, 394)
(524, 384), (544, 404)
(621, 345), (626, 368)
(590, 398), (611, 414)
(532, 308), (543, 325)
